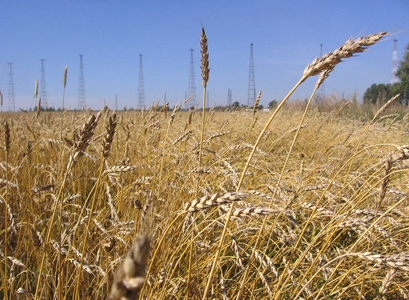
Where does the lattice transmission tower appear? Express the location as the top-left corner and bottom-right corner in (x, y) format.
(247, 43), (256, 107)
(188, 49), (197, 107)
(78, 55), (86, 110)
(138, 54), (145, 110)
(7, 63), (15, 112)
(40, 59), (48, 109)
(227, 88), (232, 107)
(391, 39), (399, 85)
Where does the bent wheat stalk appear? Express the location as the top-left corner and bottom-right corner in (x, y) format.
(35, 112), (100, 299)
(203, 31), (388, 299)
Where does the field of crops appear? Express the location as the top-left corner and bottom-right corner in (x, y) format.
(0, 101), (409, 299)
(2, 28), (409, 299)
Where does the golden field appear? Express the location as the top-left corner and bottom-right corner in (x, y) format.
(1, 102), (409, 299)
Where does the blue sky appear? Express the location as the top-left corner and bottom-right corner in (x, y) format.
(0, 0), (408, 111)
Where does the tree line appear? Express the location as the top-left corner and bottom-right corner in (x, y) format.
(364, 43), (409, 105)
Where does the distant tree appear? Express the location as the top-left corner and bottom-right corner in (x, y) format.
(231, 101), (240, 110)
(34, 106), (55, 112)
(363, 83), (392, 104)
(268, 100), (277, 109)
(396, 43), (409, 101)
(364, 43), (409, 104)
(258, 104), (264, 110)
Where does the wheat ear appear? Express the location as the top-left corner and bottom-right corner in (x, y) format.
(109, 235), (150, 300)
(102, 113), (118, 158)
(197, 26), (210, 193)
(204, 31), (388, 299)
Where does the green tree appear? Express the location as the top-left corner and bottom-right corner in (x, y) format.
(231, 101), (240, 110)
(363, 83), (392, 104)
(364, 43), (409, 104)
(396, 43), (409, 101)
(268, 100), (277, 109)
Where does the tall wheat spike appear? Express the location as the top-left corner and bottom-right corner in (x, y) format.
(203, 31), (388, 299)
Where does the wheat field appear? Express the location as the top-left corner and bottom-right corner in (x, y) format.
(1, 29), (409, 299)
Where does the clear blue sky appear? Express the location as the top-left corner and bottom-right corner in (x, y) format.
(1, 0), (408, 111)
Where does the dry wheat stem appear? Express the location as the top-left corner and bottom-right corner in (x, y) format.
(197, 26), (210, 197)
(35, 112), (101, 299)
(271, 34), (388, 297)
(204, 76), (305, 300)
(314, 196), (409, 298)
(372, 94), (401, 123)
(34, 80), (38, 99)
(237, 71), (329, 299)
(34, 97), (41, 120)
(2, 121), (10, 300)
(74, 164), (107, 298)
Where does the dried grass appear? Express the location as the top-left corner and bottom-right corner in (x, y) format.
(1, 28), (408, 300)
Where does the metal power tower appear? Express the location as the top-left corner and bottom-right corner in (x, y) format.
(7, 63), (15, 112)
(391, 39), (399, 85)
(40, 59), (48, 109)
(138, 54), (145, 110)
(188, 49), (197, 107)
(227, 88), (232, 107)
(78, 55), (86, 110)
(247, 43), (256, 107)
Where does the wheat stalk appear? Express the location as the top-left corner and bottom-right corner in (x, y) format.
(353, 252), (409, 272)
(228, 33), (387, 300)
(68, 112), (101, 167)
(252, 91), (261, 116)
(102, 113), (118, 158)
(378, 269), (397, 299)
(197, 26), (210, 196)
(303, 32), (387, 79)
(2, 121), (10, 300)
(109, 235), (150, 300)
(33, 80), (38, 99)
(200, 27), (210, 89)
(183, 192), (248, 212)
